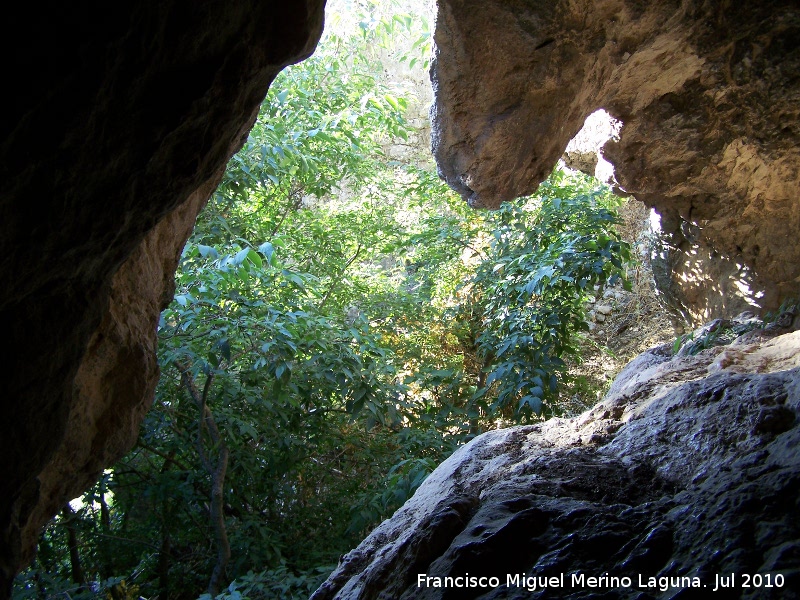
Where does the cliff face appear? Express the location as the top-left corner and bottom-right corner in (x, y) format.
(313, 319), (800, 599)
(0, 2), (325, 590)
(430, 0), (800, 324)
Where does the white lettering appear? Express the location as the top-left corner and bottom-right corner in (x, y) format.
(638, 575), (701, 591)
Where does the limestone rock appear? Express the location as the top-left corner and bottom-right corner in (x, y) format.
(313, 329), (800, 599)
(595, 304), (613, 316)
(430, 0), (800, 322)
(0, 2), (325, 590)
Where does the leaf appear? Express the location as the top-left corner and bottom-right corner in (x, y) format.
(234, 247), (251, 266)
(275, 363), (287, 380)
(496, 339), (513, 357)
(215, 338), (231, 362)
(197, 244), (218, 259)
(238, 422), (259, 440)
(517, 393), (542, 413)
(247, 248), (263, 269)
(384, 94), (400, 110)
(283, 271), (306, 290)
(259, 241), (275, 263)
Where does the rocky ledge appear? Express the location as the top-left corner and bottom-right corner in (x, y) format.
(313, 317), (800, 599)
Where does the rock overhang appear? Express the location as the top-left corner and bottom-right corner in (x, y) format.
(0, 1), (326, 592)
(430, 0), (800, 323)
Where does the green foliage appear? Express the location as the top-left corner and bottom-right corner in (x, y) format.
(441, 172), (631, 420)
(671, 300), (797, 356)
(198, 564), (332, 600)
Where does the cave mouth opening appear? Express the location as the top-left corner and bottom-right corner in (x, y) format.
(6, 1), (800, 598)
(12, 7), (673, 594)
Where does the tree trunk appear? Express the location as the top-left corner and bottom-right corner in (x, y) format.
(98, 486), (113, 577)
(207, 445), (230, 596)
(61, 504), (85, 588)
(175, 361), (231, 596)
(157, 530), (171, 597)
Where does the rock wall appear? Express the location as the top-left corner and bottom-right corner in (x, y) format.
(0, 2), (325, 591)
(313, 318), (800, 599)
(430, 0), (800, 324)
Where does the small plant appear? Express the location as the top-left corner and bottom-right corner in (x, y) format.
(762, 298), (798, 325)
(669, 305), (795, 357)
(672, 331), (693, 355)
(198, 564), (333, 600)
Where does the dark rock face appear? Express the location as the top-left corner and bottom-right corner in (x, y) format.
(1, 2), (324, 590)
(430, 0), (800, 323)
(313, 326), (800, 599)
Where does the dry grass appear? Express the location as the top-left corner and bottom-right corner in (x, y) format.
(561, 198), (677, 416)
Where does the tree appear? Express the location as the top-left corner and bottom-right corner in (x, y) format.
(460, 172), (631, 419)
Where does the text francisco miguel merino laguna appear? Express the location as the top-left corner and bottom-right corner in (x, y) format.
(416, 571), (784, 593)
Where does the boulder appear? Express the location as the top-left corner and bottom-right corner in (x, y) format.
(313, 324), (800, 599)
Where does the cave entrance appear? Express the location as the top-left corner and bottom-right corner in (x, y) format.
(13, 3), (674, 598)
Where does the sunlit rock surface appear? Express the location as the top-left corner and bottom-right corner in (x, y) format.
(313, 319), (800, 599)
(430, 0), (800, 323)
(0, 2), (325, 591)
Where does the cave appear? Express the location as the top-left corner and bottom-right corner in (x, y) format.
(2, 0), (799, 598)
